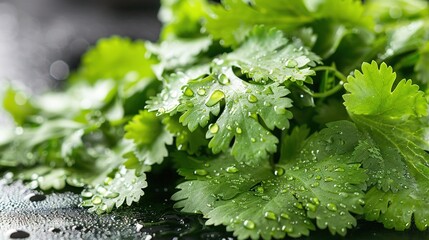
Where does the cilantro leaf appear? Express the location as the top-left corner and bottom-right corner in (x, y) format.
(71, 36), (154, 84)
(146, 70), (209, 116)
(158, 0), (208, 39)
(146, 36), (212, 76)
(224, 27), (321, 84)
(205, 0), (373, 46)
(162, 115), (209, 154)
(173, 121), (367, 239)
(344, 61), (427, 118)
(344, 61), (429, 230)
(81, 166), (149, 214)
(124, 110), (173, 165)
(178, 67), (292, 163)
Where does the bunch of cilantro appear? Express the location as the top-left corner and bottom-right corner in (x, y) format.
(2, 0), (429, 239)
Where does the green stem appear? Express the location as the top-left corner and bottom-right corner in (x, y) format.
(312, 66), (348, 98)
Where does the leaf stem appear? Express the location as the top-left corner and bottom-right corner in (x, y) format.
(312, 66), (348, 98)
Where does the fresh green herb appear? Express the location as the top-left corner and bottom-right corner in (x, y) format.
(2, 0), (429, 239)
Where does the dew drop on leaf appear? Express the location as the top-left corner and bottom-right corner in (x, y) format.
(197, 88), (207, 96)
(193, 169), (208, 176)
(326, 203), (338, 211)
(274, 106), (287, 115)
(256, 186), (264, 193)
(264, 211), (277, 220)
(324, 177), (334, 182)
(226, 166), (239, 173)
(235, 127), (243, 134)
(286, 59), (298, 68)
(280, 213), (290, 219)
(81, 191), (93, 198)
(282, 225), (294, 233)
(92, 196), (102, 205)
(218, 73), (230, 85)
(294, 202), (303, 209)
(248, 112), (258, 120)
(183, 87), (194, 97)
(273, 166), (285, 176)
(306, 203), (317, 212)
(312, 198), (320, 205)
(209, 123), (219, 134)
(105, 192), (120, 199)
(247, 94), (258, 103)
(243, 220), (256, 229)
(310, 182), (320, 188)
(205, 90), (225, 107)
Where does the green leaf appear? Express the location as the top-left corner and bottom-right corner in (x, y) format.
(205, 0), (373, 46)
(205, 0), (311, 46)
(344, 61), (429, 230)
(81, 166), (149, 214)
(146, 68), (210, 116)
(178, 67), (292, 163)
(71, 36), (154, 84)
(173, 121), (367, 239)
(146, 36), (212, 76)
(224, 27), (321, 83)
(2, 86), (37, 125)
(124, 111), (173, 165)
(344, 61), (427, 118)
(159, 0), (208, 39)
(162, 115), (209, 154)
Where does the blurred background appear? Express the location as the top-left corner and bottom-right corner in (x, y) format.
(0, 0), (161, 126)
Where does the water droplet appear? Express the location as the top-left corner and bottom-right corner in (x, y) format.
(358, 199), (365, 205)
(280, 213), (290, 219)
(324, 177), (334, 182)
(26, 193), (46, 202)
(235, 127), (242, 134)
(294, 202), (303, 209)
(264, 211), (277, 220)
(256, 186), (264, 193)
(310, 182), (319, 188)
(218, 74), (230, 85)
(274, 106), (287, 115)
(97, 186), (107, 195)
(326, 203), (338, 211)
(224, 166), (238, 173)
(81, 191), (93, 198)
(9, 230), (30, 239)
(183, 87), (194, 97)
(334, 167), (345, 172)
(306, 203), (317, 212)
(287, 176), (294, 181)
(92, 196), (102, 205)
(282, 225), (293, 233)
(274, 167), (285, 176)
(243, 220), (256, 229)
(250, 137), (256, 142)
(205, 90), (225, 107)
(247, 94), (258, 103)
(197, 88), (207, 96)
(314, 175), (322, 180)
(312, 198), (320, 205)
(209, 123), (219, 134)
(193, 169), (208, 176)
(286, 59), (298, 68)
(105, 192), (120, 199)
